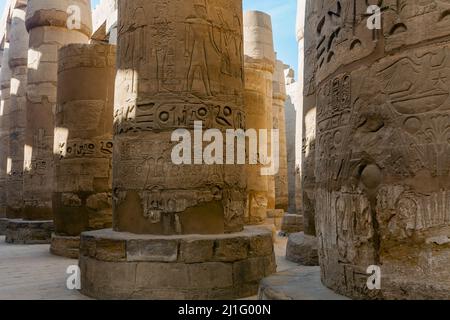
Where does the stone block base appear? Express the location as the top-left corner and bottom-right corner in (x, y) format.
(280, 214), (303, 235)
(286, 232), (318, 266)
(258, 267), (349, 300)
(266, 209), (285, 230)
(0, 218), (8, 235)
(5, 220), (54, 244)
(50, 234), (80, 259)
(79, 227), (276, 300)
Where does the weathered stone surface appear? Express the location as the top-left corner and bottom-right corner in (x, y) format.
(258, 267), (349, 300)
(23, 0), (92, 221)
(49, 234), (80, 259)
(0, 44), (11, 218)
(249, 234), (273, 257)
(0, 218), (8, 235)
(179, 239), (214, 263)
(284, 66), (299, 215)
(281, 213), (303, 234)
(79, 226), (275, 300)
(190, 262), (233, 288)
(51, 43), (115, 258)
(214, 237), (249, 262)
(291, 0), (319, 275)
(309, 0), (450, 299)
(243, 11), (275, 225)
(265, 209), (284, 230)
(5, 219), (54, 244)
(294, 0), (306, 218)
(112, 0), (246, 235)
(286, 232), (318, 266)
(79, 0), (279, 301)
(127, 239), (178, 262)
(94, 238), (126, 262)
(273, 59), (288, 212)
(25, 0), (92, 36)
(7, 4), (29, 218)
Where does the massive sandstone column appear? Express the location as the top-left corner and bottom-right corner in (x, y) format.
(243, 11), (275, 225)
(79, 0), (275, 300)
(312, 0), (450, 299)
(7, 2), (29, 219)
(11, 0), (92, 244)
(281, 66), (304, 234)
(273, 59), (288, 212)
(0, 39), (8, 235)
(286, 0), (318, 266)
(0, 43), (11, 220)
(284, 66), (298, 215)
(51, 43), (115, 259)
(294, 0), (305, 217)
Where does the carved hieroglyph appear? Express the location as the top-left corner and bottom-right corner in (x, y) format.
(243, 11), (275, 224)
(53, 43), (115, 238)
(113, 0), (246, 235)
(7, 4), (29, 218)
(273, 59), (288, 211)
(311, 0), (450, 299)
(0, 43), (11, 217)
(23, 0), (92, 220)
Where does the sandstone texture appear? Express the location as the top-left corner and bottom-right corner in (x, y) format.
(273, 59), (288, 212)
(22, 0), (92, 221)
(309, 0), (450, 299)
(243, 11), (275, 225)
(7, 3), (28, 218)
(112, 0), (246, 235)
(286, 232), (318, 266)
(80, 227), (276, 300)
(5, 219), (54, 244)
(51, 43), (115, 258)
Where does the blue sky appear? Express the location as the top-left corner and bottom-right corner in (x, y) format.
(1, 0), (298, 77)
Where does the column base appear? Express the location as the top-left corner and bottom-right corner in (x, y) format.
(5, 219), (54, 244)
(280, 214), (303, 235)
(50, 234), (80, 259)
(266, 209), (285, 230)
(286, 232), (319, 266)
(258, 266), (349, 300)
(0, 218), (8, 235)
(79, 226), (276, 300)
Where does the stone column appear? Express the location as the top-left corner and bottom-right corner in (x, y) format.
(79, 0), (275, 300)
(0, 42), (11, 230)
(281, 66), (304, 234)
(243, 11), (275, 225)
(51, 43), (115, 259)
(7, 2), (29, 219)
(273, 59), (288, 212)
(313, 0), (450, 299)
(284, 67), (297, 214)
(8, 0), (92, 244)
(286, 0), (319, 266)
(294, 0), (305, 218)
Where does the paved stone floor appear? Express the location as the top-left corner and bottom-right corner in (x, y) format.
(258, 267), (349, 300)
(0, 235), (323, 300)
(0, 236), (87, 300)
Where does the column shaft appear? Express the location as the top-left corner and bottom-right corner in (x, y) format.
(7, 4), (29, 218)
(243, 11), (275, 224)
(23, 0), (92, 220)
